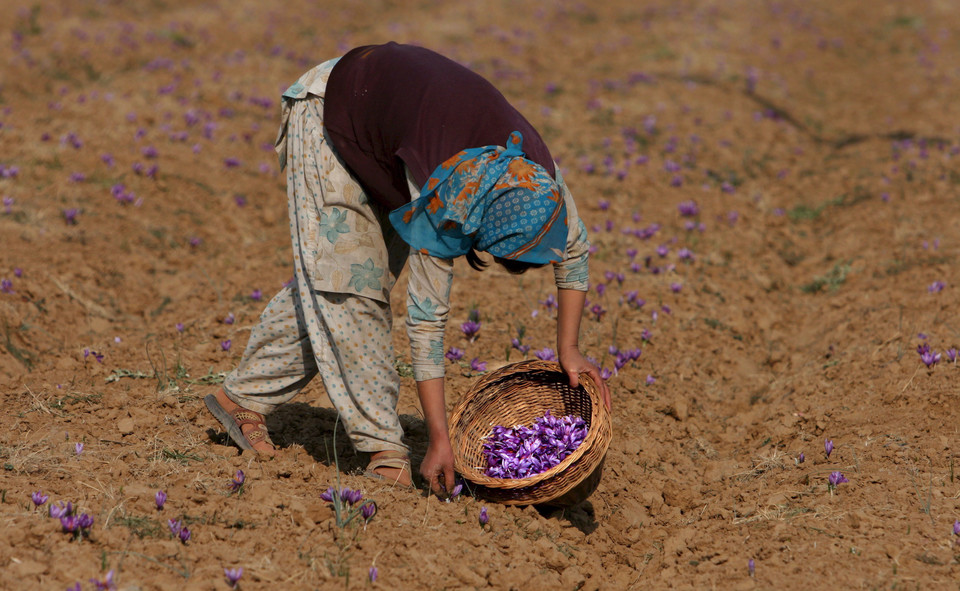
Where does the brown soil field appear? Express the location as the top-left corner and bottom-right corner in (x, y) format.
(2, 0), (959, 589)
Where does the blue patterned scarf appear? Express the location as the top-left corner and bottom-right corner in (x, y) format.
(389, 131), (567, 264)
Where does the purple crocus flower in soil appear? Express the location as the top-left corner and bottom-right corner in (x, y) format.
(361, 501), (377, 521)
(168, 518), (183, 536)
(179, 526), (191, 543)
(445, 347), (464, 362)
(946, 348), (958, 363)
(590, 303), (606, 321)
(155, 490), (166, 510)
(646, 375), (656, 385)
(824, 439), (833, 458)
(953, 519), (960, 536)
(470, 358), (487, 372)
(60, 514), (79, 533)
(89, 570), (116, 591)
(175, 322), (184, 333)
(641, 329), (652, 342)
(511, 338), (530, 355)
(534, 347), (557, 362)
(225, 567), (243, 589)
(50, 501), (73, 519)
(540, 294), (558, 310)
(479, 507), (489, 526)
(77, 513), (94, 530)
(748, 559), (755, 577)
(920, 350), (941, 368)
(797, 452), (805, 464)
(369, 566), (378, 582)
(230, 470), (245, 492)
(63, 208), (79, 224)
(32, 490), (49, 507)
(928, 280), (945, 293)
(250, 289), (262, 301)
(221, 340), (232, 351)
(460, 320), (481, 342)
(0, 279), (14, 294)
(320, 487), (335, 502)
(223, 312), (235, 325)
(600, 367), (613, 380)
(670, 282), (682, 293)
(828, 471), (848, 488)
(75, 442), (84, 456)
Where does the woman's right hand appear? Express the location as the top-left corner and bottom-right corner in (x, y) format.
(420, 435), (456, 495)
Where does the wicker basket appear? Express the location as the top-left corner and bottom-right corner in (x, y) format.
(449, 359), (612, 506)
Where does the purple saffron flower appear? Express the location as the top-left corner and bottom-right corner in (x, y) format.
(797, 452), (805, 464)
(223, 312), (235, 325)
(445, 347), (464, 362)
(221, 340), (232, 351)
(179, 526), (191, 543)
(824, 439), (833, 458)
(175, 322), (184, 333)
(479, 506), (489, 526)
(77, 513), (94, 529)
(75, 442), (84, 456)
(920, 350), (941, 368)
(460, 320), (481, 342)
(670, 282), (682, 293)
(946, 348), (958, 363)
(2, 196), (13, 214)
(646, 375), (656, 385)
(0, 279), (13, 294)
(590, 303), (606, 321)
(250, 289), (262, 301)
(168, 518), (182, 536)
(369, 566), (378, 582)
(677, 200), (699, 217)
(320, 487), (334, 502)
(50, 501), (72, 519)
(225, 568), (243, 588)
(748, 558), (755, 577)
(361, 501), (377, 521)
(828, 471), (848, 488)
(928, 281), (945, 293)
(188, 236), (202, 248)
(470, 358), (487, 372)
(230, 470), (245, 492)
(677, 248), (694, 261)
(534, 347), (557, 362)
(450, 482), (463, 499)
(224, 157), (242, 168)
(953, 519), (960, 536)
(511, 338), (530, 355)
(63, 208), (79, 224)
(89, 570), (116, 591)
(600, 367), (613, 380)
(60, 514), (79, 533)
(640, 329), (652, 342)
(32, 490), (49, 507)
(540, 294), (558, 310)
(67, 583), (82, 591)
(234, 195), (247, 207)
(155, 490), (166, 510)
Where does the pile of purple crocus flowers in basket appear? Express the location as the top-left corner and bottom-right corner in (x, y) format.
(482, 411), (589, 479)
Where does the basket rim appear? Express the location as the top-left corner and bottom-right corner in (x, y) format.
(449, 359), (612, 493)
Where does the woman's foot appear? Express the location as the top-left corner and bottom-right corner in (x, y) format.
(204, 389), (278, 457)
(365, 450), (413, 488)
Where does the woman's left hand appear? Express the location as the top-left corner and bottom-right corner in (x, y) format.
(558, 345), (611, 410)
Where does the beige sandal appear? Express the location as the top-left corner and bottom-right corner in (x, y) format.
(364, 451), (414, 489)
(204, 389), (277, 456)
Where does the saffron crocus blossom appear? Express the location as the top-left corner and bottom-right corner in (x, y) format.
(320, 487), (334, 502)
(460, 320), (481, 342)
(250, 289), (262, 301)
(511, 338), (530, 355)
(179, 526), (192, 543)
(946, 348), (958, 363)
(31, 490), (49, 507)
(221, 339), (232, 351)
(369, 566), (378, 582)
(230, 470), (245, 492)
(445, 347), (464, 362)
(540, 294), (558, 310)
(920, 350), (941, 368)
(797, 452), (805, 464)
(175, 322), (184, 333)
(168, 518), (183, 537)
(677, 200), (699, 217)
(748, 559), (755, 577)
(50, 501), (73, 519)
(63, 208), (79, 224)
(470, 358), (487, 372)
(155, 490), (166, 510)
(953, 519), (960, 536)
(75, 442), (84, 456)
(534, 347), (557, 362)
(646, 375), (656, 385)
(928, 280), (945, 293)
(225, 568), (243, 589)
(60, 514), (79, 533)
(361, 501), (377, 521)
(223, 312), (235, 325)
(89, 570), (116, 591)
(824, 439), (833, 458)
(479, 506), (489, 526)
(828, 471), (848, 488)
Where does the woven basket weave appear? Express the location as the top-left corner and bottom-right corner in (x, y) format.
(449, 359), (612, 506)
